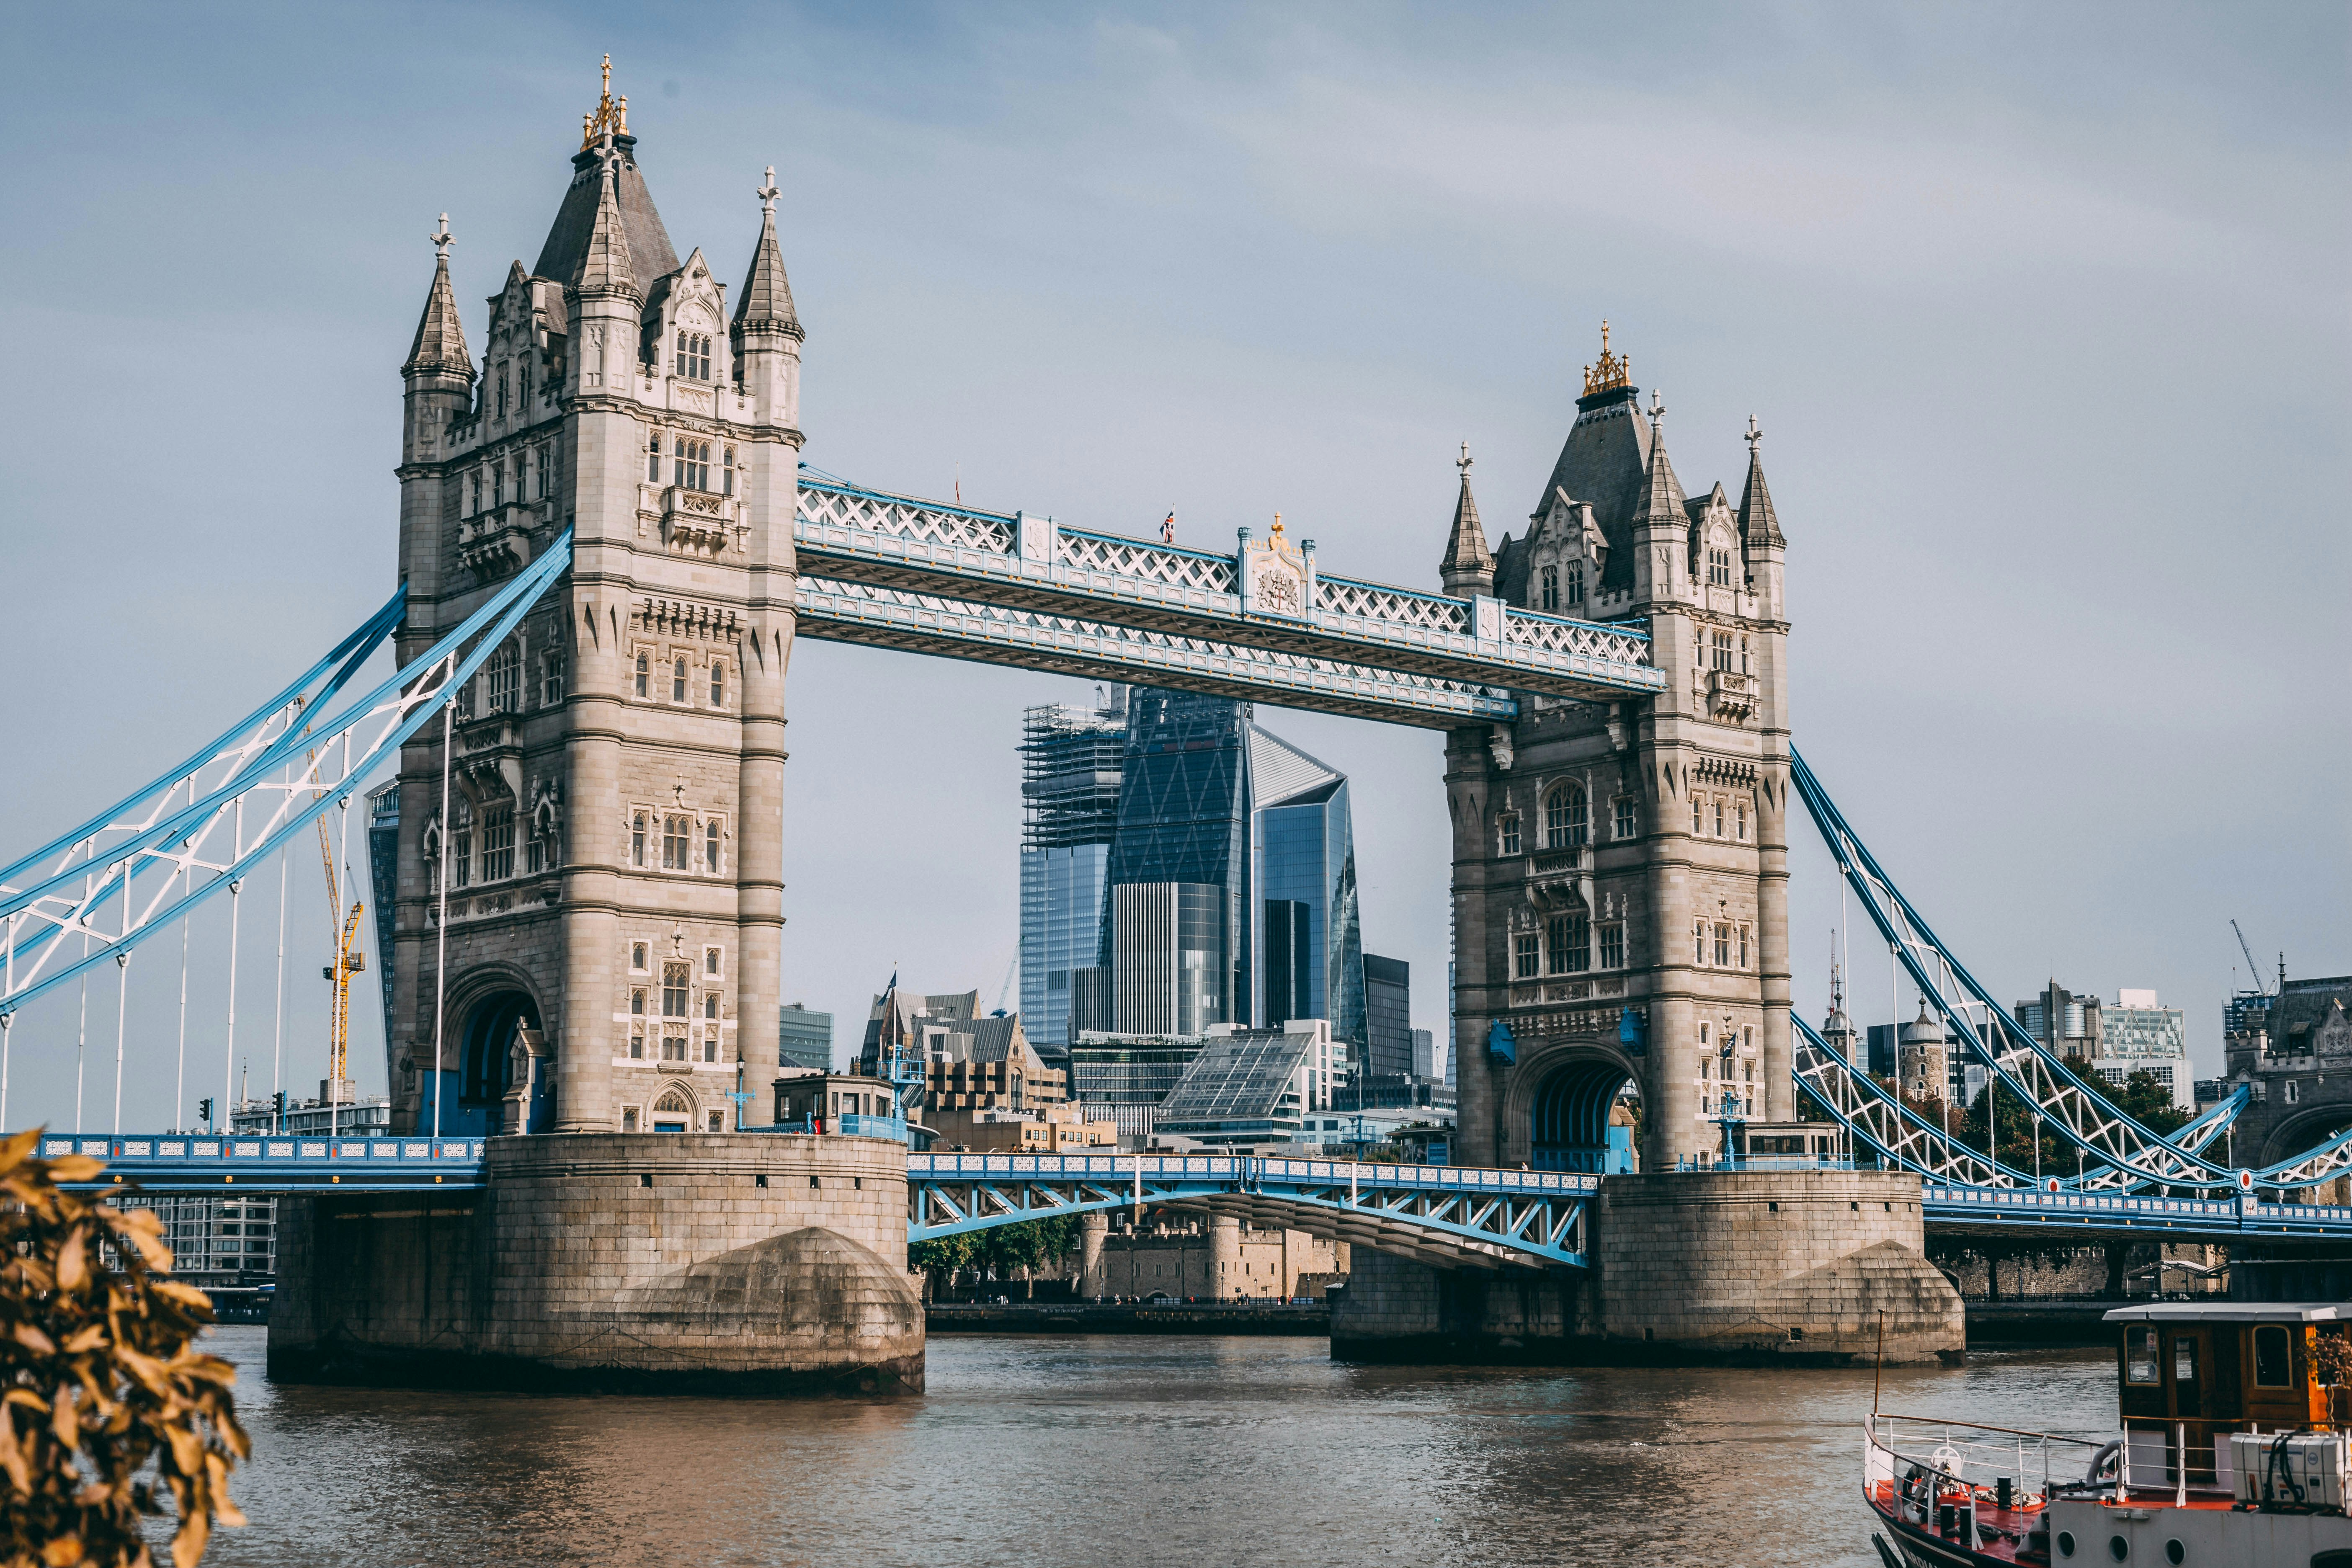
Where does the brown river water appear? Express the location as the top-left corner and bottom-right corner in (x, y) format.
(195, 1327), (2116, 1568)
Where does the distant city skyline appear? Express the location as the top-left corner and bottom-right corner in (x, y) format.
(0, 5), (2342, 1130)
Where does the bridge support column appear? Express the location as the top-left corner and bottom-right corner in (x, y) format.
(1332, 1170), (1962, 1366)
(269, 1133), (922, 1394)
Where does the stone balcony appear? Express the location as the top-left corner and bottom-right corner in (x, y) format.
(642, 485), (745, 555)
(1706, 668), (1756, 719)
(1523, 843), (1591, 912)
(455, 502), (550, 584)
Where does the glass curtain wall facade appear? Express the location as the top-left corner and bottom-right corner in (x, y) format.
(1103, 690), (1251, 1034)
(1019, 694), (1128, 1049)
(1249, 726), (1365, 1055)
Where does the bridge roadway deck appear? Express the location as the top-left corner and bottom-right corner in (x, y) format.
(41, 1137), (2352, 1246)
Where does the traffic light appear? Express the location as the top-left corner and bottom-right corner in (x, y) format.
(273, 1091), (288, 1127)
(198, 1097), (214, 1130)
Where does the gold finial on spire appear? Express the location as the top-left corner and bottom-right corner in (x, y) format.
(1270, 511), (1285, 541)
(581, 54), (629, 150)
(1582, 318), (1630, 397)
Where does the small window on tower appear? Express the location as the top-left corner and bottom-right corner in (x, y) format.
(630, 812), (647, 868)
(1708, 547), (1733, 588)
(631, 942), (649, 972)
(673, 438), (710, 492)
(1693, 919), (1705, 965)
(535, 445), (549, 499)
(703, 993), (719, 1021)
(634, 652), (649, 698)
(1600, 921), (1625, 970)
(1499, 813), (1521, 856)
(1540, 566), (1559, 612)
(1513, 933), (1540, 980)
(704, 946), (722, 977)
(1712, 630), (1734, 671)
(672, 658), (687, 702)
(541, 647), (565, 706)
(723, 445), (737, 497)
(1691, 797), (1704, 835)
(649, 432), (663, 484)
(1714, 924), (1731, 967)
(704, 821), (720, 873)
(710, 662), (725, 707)
(1613, 796), (1638, 839)
(1736, 801), (1748, 841)
(1567, 563), (1584, 605)
(673, 330), (711, 382)
(497, 370), (508, 419)
(1714, 798), (1726, 837)
(662, 816), (689, 870)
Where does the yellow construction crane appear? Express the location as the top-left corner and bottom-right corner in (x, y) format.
(317, 815), (364, 1096)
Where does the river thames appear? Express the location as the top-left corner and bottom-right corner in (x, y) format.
(199, 1328), (2114, 1568)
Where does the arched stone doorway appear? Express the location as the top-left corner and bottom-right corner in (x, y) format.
(445, 989), (540, 1137)
(649, 1083), (697, 1133)
(1499, 1042), (1643, 1172)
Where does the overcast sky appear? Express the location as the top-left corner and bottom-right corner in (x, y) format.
(0, 2), (2343, 1128)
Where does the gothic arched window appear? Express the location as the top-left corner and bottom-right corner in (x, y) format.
(1544, 783), (1588, 850)
(673, 437), (711, 492)
(648, 431), (662, 484)
(633, 652), (649, 698)
(630, 811), (647, 867)
(1567, 563), (1584, 605)
(704, 821), (721, 873)
(662, 815), (690, 869)
(1540, 566), (1559, 612)
(671, 658), (687, 702)
(673, 330), (711, 382)
(709, 661), (725, 707)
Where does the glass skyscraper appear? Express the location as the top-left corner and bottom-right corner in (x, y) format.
(1018, 693), (1129, 1050)
(1250, 725), (1365, 1053)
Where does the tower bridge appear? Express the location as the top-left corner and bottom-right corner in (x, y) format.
(5, 75), (2349, 1384)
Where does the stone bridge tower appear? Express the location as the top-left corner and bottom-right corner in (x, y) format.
(386, 71), (802, 1135)
(1442, 330), (1791, 1171)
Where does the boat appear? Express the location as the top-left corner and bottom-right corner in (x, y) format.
(1862, 1302), (2352, 1566)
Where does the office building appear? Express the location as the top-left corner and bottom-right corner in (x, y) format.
(1153, 1020), (1338, 1150)
(1104, 690), (1251, 1035)
(779, 1002), (832, 1073)
(1251, 727), (1365, 1051)
(1361, 956), (1411, 1078)
(1068, 1029), (1209, 1146)
(1019, 693), (1128, 1049)
(2013, 979), (2104, 1060)
(2089, 987), (2192, 1112)
(1411, 1028), (1437, 1081)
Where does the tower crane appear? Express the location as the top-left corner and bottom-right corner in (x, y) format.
(2232, 919), (2271, 996)
(300, 711), (365, 1109)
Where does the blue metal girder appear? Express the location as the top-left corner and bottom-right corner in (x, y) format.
(1924, 1182), (2352, 1241)
(794, 477), (1665, 706)
(1, 537), (573, 1015)
(792, 575), (1519, 728)
(905, 1152), (1592, 1267)
(44, 1134), (486, 1193)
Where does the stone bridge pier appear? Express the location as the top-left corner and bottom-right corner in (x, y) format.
(268, 1133), (923, 1394)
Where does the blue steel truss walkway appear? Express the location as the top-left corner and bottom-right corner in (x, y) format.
(792, 476), (1666, 727)
(907, 1151), (1594, 1269)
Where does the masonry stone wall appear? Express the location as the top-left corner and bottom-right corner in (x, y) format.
(270, 1132), (920, 1393)
(1333, 1169), (1963, 1365)
(1077, 1212), (1344, 1299)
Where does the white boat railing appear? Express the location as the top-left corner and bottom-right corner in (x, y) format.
(1865, 1413), (2108, 1532)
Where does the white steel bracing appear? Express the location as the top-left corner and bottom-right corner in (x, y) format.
(793, 475), (1666, 706)
(0, 539), (574, 1018)
(793, 575), (1519, 727)
(1790, 1012), (2246, 1191)
(1791, 748), (2352, 1192)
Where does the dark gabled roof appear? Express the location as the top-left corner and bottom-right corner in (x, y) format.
(1512, 382), (1651, 598)
(534, 136), (678, 288)
(1438, 461), (1492, 581)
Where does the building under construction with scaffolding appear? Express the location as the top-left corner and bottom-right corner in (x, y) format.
(1018, 691), (1129, 1050)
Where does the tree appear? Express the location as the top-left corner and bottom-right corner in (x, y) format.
(0, 1129), (248, 1568)
(906, 1233), (975, 1300)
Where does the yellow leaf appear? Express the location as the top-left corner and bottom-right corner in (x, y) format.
(54, 1230), (86, 1294)
(41, 1535), (82, 1565)
(44, 1156), (103, 1184)
(0, 1409), (28, 1494)
(149, 1282), (211, 1311)
(60, 1327), (104, 1356)
(2, 1389), (48, 1412)
(170, 1511), (210, 1568)
(11, 1324), (54, 1357)
(49, 1388), (75, 1449)
(0, 1128), (41, 1177)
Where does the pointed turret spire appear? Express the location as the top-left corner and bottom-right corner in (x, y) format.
(1439, 442), (1495, 598)
(734, 166), (802, 338)
(1737, 414), (1785, 548)
(570, 142), (637, 297)
(1628, 391), (1689, 530)
(403, 214), (473, 379)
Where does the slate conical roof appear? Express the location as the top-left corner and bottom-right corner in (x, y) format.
(1439, 451), (1493, 583)
(1628, 406), (1689, 532)
(402, 249), (472, 379)
(1738, 441), (1785, 548)
(534, 138), (679, 286)
(734, 201), (802, 337)
(570, 150), (637, 296)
